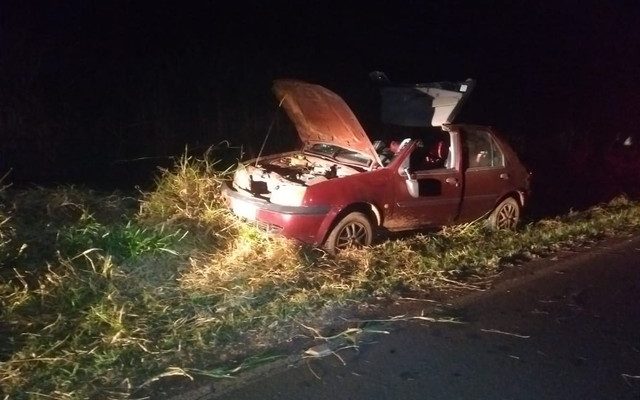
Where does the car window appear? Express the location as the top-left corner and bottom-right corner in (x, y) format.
(307, 143), (371, 167)
(465, 130), (504, 168)
(408, 133), (453, 171)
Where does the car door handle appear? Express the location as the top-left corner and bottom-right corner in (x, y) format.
(445, 177), (460, 187)
(500, 173), (510, 180)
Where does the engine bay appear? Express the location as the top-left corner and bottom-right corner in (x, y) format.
(233, 153), (361, 197)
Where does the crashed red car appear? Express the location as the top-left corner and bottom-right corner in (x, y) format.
(223, 78), (530, 252)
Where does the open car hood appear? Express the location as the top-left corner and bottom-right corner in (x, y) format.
(273, 79), (382, 166)
(375, 76), (475, 127)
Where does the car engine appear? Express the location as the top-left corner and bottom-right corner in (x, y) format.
(232, 153), (360, 198)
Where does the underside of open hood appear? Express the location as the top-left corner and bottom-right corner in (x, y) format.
(273, 79), (382, 166)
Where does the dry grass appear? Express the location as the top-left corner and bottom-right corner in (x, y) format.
(2, 153), (640, 398)
(138, 150), (237, 241)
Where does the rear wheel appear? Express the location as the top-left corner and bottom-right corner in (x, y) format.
(487, 197), (520, 230)
(324, 212), (373, 253)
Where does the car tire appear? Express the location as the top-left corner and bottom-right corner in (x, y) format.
(324, 212), (373, 254)
(487, 197), (520, 230)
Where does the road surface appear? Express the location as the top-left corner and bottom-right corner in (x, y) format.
(208, 236), (640, 400)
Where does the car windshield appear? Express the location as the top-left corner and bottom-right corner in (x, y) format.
(306, 143), (372, 167)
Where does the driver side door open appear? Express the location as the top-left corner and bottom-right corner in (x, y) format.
(385, 133), (463, 230)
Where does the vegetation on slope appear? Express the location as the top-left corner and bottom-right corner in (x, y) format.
(1, 154), (640, 399)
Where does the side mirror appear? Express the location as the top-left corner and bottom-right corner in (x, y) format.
(403, 167), (419, 198)
(403, 167), (412, 179)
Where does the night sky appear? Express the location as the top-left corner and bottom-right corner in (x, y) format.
(2, 1), (639, 187)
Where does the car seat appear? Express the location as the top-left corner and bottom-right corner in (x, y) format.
(424, 140), (448, 168)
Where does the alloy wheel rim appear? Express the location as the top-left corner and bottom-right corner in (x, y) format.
(336, 222), (368, 249)
(496, 203), (518, 229)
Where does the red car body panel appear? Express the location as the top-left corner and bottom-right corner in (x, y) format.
(223, 80), (530, 247)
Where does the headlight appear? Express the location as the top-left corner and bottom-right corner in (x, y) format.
(270, 185), (307, 207)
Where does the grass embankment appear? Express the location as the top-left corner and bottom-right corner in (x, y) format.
(1, 155), (640, 398)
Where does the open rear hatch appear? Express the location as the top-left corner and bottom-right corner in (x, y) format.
(371, 72), (475, 127)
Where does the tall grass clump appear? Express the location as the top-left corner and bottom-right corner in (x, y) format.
(138, 149), (238, 242)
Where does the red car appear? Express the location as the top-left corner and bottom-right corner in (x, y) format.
(223, 78), (530, 252)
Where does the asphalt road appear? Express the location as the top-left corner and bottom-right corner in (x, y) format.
(209, 236), (640, 400)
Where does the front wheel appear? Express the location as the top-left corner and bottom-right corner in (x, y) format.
(324, 212), (373, 254)
(487, 197), (520, 230)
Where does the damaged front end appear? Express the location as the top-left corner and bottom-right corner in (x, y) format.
(231, 151), (362, 207)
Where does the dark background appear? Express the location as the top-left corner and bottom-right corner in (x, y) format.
(2, 1), (639, 207)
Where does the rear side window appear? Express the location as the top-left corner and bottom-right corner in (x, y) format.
(465, 130), (504, 168)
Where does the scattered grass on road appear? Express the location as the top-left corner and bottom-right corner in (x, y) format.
(1, 154), (640, 398)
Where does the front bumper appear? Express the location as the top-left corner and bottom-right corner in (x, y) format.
(222, 182), (331, 244)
